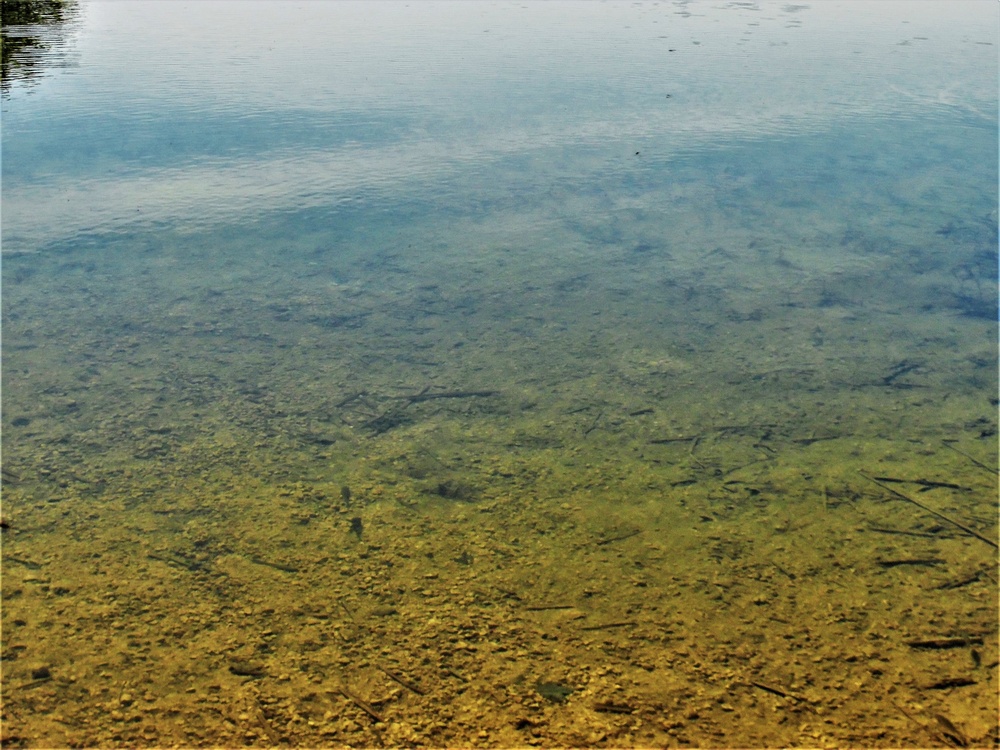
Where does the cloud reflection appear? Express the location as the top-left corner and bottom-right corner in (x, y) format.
(2, 0), (995, 254)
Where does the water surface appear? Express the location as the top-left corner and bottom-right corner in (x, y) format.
(2, 2), (997, 747)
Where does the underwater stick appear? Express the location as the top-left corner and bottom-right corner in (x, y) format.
(860, 472), (998, 549)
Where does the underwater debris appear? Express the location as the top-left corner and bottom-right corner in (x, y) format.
(925, 677), (976, 690)
(339, 686), (383, 722)
(349, 516), (363, 539)
(536, 681), (574, 703)
(905, 637), (985, 649)
(391, 389), (497, 403)
(433, 479), (476, 501)
(595, 529), (641, 546)
(376, 665), (424, 695)
(875, 558), (945, 568)
(228, 660), (266, 678)
(593, 701), (635, 714)
(861, 473), (998, 549)
(249, 556), (299, 573)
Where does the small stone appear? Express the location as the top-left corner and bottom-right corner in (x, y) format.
(228, 660), (266, 677)
(31, 666), (51, 680)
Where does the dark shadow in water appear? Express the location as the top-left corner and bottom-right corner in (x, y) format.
(1, 0), (80, 95)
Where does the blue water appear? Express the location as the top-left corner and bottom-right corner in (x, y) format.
(5, 1), (996, 254)
(2, 2), (997, 748)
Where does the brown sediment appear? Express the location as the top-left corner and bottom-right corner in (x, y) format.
(2, 143), (996, 749)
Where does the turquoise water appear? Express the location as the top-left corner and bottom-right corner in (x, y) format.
(2, 2), (998, 748)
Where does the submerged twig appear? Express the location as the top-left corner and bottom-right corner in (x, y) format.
(376, 665), (425, 695)
(390, 389), (497, 403)
(338, 687), (384, 722)
(941, 440), (999, 475)
(860, 473), (997, 549)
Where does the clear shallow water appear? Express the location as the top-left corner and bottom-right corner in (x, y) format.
(2, 2), (998, 748)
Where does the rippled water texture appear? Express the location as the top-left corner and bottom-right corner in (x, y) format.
(2, 2), (998, 748)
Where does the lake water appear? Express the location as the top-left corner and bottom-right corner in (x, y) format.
(2, 2), (998, 747)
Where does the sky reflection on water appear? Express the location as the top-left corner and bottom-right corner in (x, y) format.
(2, 1), (995, 255)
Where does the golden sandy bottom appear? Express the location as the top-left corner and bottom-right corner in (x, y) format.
(3, 191), (997, 747)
